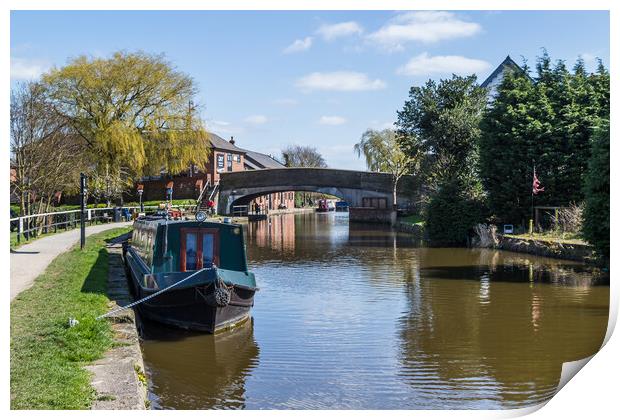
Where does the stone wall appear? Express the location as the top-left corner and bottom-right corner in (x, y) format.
(349, 207), (397, 225)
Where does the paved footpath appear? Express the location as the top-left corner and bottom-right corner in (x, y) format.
(10, 222), (133, 301)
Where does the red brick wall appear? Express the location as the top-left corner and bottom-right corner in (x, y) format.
(208, 149), (245, 183)
(250, 191), (295, 212)
(135, 175), (210, 201)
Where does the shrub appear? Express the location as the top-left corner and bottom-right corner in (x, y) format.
(425, 178), (487, 245)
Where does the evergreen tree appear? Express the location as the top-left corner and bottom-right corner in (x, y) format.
(480, 52), (609, 225)
(582, 119), (610, 263)
(479, 68), (554, 224)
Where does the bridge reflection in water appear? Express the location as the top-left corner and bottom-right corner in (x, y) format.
(140, 212), (609, 410)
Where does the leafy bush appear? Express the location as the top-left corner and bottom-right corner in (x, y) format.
(425, 178), (487, 245)
(582, 119), (609, 263)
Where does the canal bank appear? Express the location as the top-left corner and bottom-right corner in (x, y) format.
(86, 235), (147, 409)
(496, 234), (595, 263)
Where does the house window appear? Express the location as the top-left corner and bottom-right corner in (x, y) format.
(180, 228), (220, 271)
(236, 154), (241, 163)
(217, 154), (224, 169)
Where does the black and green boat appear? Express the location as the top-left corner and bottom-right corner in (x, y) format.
(123, 216), (258, 333)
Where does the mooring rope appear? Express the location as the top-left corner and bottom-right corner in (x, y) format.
(95, 267), (209, 320)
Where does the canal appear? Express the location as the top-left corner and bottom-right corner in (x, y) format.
(140, 212), (609, 410)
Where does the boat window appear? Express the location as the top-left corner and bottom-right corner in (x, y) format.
(180, 228), (220, 271)
(185, 232), (198, 271)
(202, 234), (214, 267)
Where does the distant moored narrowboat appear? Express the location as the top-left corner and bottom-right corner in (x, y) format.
(122, 215), (258, 333)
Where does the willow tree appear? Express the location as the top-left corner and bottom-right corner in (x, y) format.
(354, 129), (420, 209)
(42, 51), (211, 200)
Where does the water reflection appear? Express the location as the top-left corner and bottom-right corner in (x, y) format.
(141, 319), (259, 409)
(141, 213), (609, 410)
(397, 249), (608, 408)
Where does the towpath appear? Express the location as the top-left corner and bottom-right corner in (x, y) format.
(10, 222), (133, 301)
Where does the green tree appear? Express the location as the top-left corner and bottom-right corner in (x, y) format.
(42, 51), (211, 187)
(425, 177), (486, 245)
(354, 129), (420, 208)
(480, 52), (610, 225)
(396, 74), (487, 189)
(582, 119), (609, 263)
(396, 75), (487, 241)
(479, 66), (554, 224)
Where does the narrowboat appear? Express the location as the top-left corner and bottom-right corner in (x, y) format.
(316, 199), (329, 212)
(122, 215), (258, 333)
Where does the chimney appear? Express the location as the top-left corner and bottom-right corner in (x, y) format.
(229, 136), (235, 145)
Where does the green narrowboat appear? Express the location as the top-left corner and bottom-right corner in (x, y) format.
(122, 215), (258, 333)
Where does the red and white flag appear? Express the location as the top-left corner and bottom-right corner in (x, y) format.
(532, 169), (544, 195)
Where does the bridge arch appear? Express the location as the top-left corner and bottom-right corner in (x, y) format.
(217, 168), (419, 215)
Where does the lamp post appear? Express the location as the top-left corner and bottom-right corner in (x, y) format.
(137, 184), (144, 213)
(80, 173), (87, 249)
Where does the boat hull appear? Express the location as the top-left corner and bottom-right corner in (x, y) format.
(134, 284), (255, 333)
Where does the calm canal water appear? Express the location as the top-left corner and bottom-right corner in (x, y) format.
(140, 212), (609, 410)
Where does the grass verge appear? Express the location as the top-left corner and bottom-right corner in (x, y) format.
(10, 227), (131, 409)
(398, 214), (425, 226)
(504, 232), (588, 246)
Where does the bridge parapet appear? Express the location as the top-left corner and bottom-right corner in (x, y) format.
(217, 168), (420, 215)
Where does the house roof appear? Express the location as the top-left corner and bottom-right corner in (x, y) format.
(480, 55), (534, 87)
(242, 149), (286, 169)
(207, 131), (285, 168)
(207, 132), (246, 153)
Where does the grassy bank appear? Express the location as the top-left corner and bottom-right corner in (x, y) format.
(398, 214), (424, 226)
(504, 232), (588, 246)
(10, 227), (131, 409)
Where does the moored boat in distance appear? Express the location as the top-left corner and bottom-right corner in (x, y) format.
(316, 199), (329, 212)
(122, 214), (258, 333)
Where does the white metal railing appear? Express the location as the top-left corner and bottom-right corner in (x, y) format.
(208, 181), (220, 202)
(10, 204), (197, 245)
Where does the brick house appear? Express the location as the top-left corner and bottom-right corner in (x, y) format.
(136, 133), (295, 210)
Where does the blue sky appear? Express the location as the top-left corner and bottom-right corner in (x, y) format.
(10, 10), (609, 170)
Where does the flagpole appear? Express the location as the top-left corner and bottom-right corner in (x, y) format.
(530, 163), (535, 235)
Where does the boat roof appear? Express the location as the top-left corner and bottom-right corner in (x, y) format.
(133, 217), (242, 230)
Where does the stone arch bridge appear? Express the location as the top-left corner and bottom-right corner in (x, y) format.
(217, 168), (420, 215)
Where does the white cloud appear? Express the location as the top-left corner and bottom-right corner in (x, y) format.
(205, 119), (244, 135)
(244, 115), (268, 125)
(316, 21), (363, 41)
(367, 11), (482, 50)
(283, 37), (313, 54)
(397, 53), (490, 76)
(296, 71), (386, 92)
(10, 57), (51, 80)
(318, 116), (347, 126)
